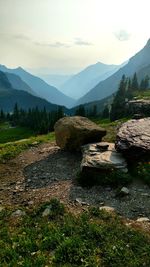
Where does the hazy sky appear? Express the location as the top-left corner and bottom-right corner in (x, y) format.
(0, 0), (149, 74)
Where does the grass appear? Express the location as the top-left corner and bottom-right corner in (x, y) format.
(0, 118), (131, 162)
(133, 90), (150, 99)
(93, 118), (128, 143)
(0, 199), (150, 267)
(0, 131), (55, 162)
(0, 126), (36, 144)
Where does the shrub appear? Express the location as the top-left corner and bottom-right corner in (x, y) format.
(136, 163), (150, 186)
(77, 170), (132, 187)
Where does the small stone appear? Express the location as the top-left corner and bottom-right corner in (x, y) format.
(28, 201), (34, 206)
(120, 187), (130, 196)
(75, 198), (89, 205)
(99, 206), (115, 213)
(42, 206), (51, 217)
(141, 193), (150, 197)
(136, 217), (150, 222)
(12, 210), (26, 217)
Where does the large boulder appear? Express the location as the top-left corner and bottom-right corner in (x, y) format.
(54, 116), (106, 151)
(126, 99), (150, 117)
(81, 142), (127, 172)
(115, 118), (150, 159)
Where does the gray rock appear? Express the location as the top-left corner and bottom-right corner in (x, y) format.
(75, 198), (89, 205)
(141, 193), (150, 197)
(120, 187), (130, 196)
(99, 206), (115, 213)
(136, 217), (150, 222)
(12, 210), (26, 217)
(81, 142), (127, 172)
(127, 99), (150, 117)
(115, 118), (150, 158)
(42, 206), (52, 217)
(54, 116), (106, 151)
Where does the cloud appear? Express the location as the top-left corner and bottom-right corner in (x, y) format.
(34, 41), (71, 48)
(114, 30), (131, 41)
(13, 34), (31, 41)
(74, 38), (93, 46)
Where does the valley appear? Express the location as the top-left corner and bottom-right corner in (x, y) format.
(0, 28), (150, 266)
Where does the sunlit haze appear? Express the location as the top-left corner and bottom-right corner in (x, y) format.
(0, 0), (150, 74)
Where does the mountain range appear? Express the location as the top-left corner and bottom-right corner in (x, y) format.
(0, 70), (67, 113)
(59, 62), (121, 99)
(76, 39), (150, 105)
(0, 65), (74, 108)
(38, 74), (72, 89)
(0, 38), (150, 113)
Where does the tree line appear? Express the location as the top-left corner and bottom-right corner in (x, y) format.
(0, 104), (64, 134)
(110, 73), (150, 121)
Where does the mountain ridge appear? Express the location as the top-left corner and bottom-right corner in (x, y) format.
(0, 65), (75, 108)
(60, 62), (121, 99)
(76, 39), (150, 105)
(0, 70), (68, 113)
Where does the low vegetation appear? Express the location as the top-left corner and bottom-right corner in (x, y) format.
(77, 170), (132, 187)
(95, 118), (128, 143)
(0, 131), (55, 162)
(0, 199), (150, 267)
(0, 125), (35, 144)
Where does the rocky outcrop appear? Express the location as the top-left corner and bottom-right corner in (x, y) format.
(126, 99), (150, 117)
(81, 142), (127, 172)
(115, 118), (150, 158)
(54, 116), (106, 151)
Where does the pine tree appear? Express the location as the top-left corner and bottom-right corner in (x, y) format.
(110, 75), (127, 121)
(102, 105), (109, 119)
(131, 72), (139, 90)
(75, 105), (86, 116)
(139, 75), (149, 90)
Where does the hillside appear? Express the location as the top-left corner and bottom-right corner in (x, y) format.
(0, 65), (75, 108)
(0, 71), (67, 112)
(60, 62), (120, 99)
(70, 95), (113, 116)
(137, 64), (150, 81)
(39, 73), (72, 88)
(5, 72), (36, 95)
(76, 39), (150, 105)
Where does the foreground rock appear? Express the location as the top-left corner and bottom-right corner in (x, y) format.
(81, 142), (127, 173)
(54, 116), (106, 151)
(115, 118), (150, 159)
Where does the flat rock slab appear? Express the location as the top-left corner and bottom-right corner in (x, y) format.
(115, 118), (150, 158)
(54, 116), (106, 151)
(81, 142), (127, 171)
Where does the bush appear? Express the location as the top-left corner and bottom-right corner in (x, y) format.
(36, 198), (65, 219)
(77, 170), (132, 187)
(136, 163), (150, 186)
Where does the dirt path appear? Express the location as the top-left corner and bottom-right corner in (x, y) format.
(0, 141), (150, 226)
(0, 142), (81, 212)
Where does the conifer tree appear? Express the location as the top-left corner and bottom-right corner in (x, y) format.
(131, 72), (139, 90)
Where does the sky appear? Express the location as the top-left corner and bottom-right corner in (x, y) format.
(0, 0), (150, 74)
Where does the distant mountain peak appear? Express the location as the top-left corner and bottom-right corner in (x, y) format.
(15, 66), (25, 72)
(146, 38), (150, 46)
